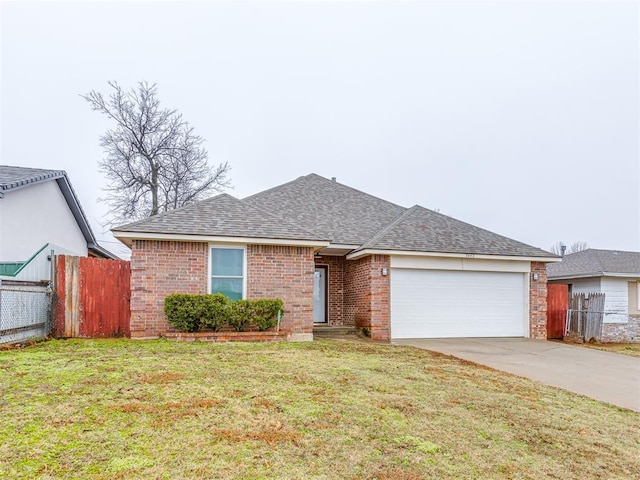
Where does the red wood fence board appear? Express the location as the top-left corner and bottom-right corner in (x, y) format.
(54, 255), (131, 338)
(547, 284), (569, 339)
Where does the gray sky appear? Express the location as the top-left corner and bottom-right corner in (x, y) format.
(2, 1), (639, 258)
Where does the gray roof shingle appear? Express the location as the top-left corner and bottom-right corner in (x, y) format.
(0, 165), (118, 259)
(243, 174), (406, 245)
(113, 173), (554, 258)
(0, 165), (65, 191)
(547, 249), (640, 279)
(358, 205), (553, 257)
(113, 193), (328, 242)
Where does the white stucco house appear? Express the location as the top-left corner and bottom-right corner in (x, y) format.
(548, 249), (640, 342)
(0, 165), (116, 281)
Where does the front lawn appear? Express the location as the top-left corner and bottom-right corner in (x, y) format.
(1, 339), (638, 479)
(582, 342), (640, 358)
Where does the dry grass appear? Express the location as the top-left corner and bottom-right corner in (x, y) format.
(581, 342), (640, 358)
(0, 339), (638, 479)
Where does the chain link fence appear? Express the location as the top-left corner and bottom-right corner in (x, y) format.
(0, 281), (52, 345)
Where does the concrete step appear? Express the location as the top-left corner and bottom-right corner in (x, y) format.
(313, 325), (358, 337)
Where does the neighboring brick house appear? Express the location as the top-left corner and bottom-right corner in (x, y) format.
(113, 174), (558, 341)
(548, 249), (640, 343)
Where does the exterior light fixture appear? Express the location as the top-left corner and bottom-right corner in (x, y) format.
(381, 267), (388, 276)
(532, 272), (539, 281)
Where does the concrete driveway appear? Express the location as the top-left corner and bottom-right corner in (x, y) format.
(394, 338), (640, 412)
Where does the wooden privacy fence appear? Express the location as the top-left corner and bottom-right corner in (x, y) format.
(54, 255), (131, 338)
(566, 292), (605, 342)
(546, 284), (568, 339)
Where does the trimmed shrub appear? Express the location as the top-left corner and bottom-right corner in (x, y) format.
(251, 299), (284, 331)
(164, 293), (202, 332)
(199, 294), (230, 332)
(228, 298), (284, 332)
(227, 300), (253, 332)
(164, 294), (284, 333)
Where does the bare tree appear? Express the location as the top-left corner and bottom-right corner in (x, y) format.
(550, 241), (589, 256)
(550, 242), (565, 255)
(83, 81), (230, 223)
(569, 241), (589, 253)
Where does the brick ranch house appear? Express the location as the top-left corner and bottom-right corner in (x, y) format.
(112, 174), (559, 341)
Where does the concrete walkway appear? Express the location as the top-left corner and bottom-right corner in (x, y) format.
(394, 338), (640, 412)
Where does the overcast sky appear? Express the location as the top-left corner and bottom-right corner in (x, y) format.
(2, 1), (638, 258)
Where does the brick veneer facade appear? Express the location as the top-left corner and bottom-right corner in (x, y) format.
(130, 241), (315, 339)
(247, 245), (315, 339)
(130, 240), (208, 338)
(130, 240), (546, 342)
(529, 261), (548, 339)
(344, 255), (391, 341)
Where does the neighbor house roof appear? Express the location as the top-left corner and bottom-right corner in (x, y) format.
(0, 165), (118, 259)
(113, 173), (556, 259)
(113, 193), (329, 245)
(547, 249), (640, 280)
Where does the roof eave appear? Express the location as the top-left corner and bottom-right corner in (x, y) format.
(548, 272), (640, 281)
(547, 273), (603, 281)
(112, 230), (331, 248)
(346, 248), (561, 262)
(88, 243), (119, 260)
(54, 176), (98, 247)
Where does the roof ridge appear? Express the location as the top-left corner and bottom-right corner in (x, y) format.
(312, 173), (406, 210)
(243, 174), (310, 201)
(244, 173), (406, 210)
(361, 205), (418, 248)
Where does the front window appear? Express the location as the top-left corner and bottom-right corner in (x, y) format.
(210, 247), (244, 300)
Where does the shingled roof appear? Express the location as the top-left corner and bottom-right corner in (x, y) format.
(243, 174), (406, 246)
(113, 193), (328, 243)
(113, 173), (555, 259)
(357, 205), (552, 257)
(547, 249), (640, 279)
(0, 165), (66, 193)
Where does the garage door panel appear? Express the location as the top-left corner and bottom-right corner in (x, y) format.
(391, 269), (525, 339)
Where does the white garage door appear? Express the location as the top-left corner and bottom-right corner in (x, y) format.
(391, 269), (526, 339)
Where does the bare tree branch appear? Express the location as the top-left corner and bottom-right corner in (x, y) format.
(550, 240), (589, 256)
(83, 81), (230, 224)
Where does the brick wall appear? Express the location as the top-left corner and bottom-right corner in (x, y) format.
(130, 241), (315, 339)
(314, 255), (345, 325)
(344, 254), (390, 341)
(529, 261), (547, 339)
(130, 240), (207, 338)
(247, 245), (315, 337)
(602, 317), (640, 343)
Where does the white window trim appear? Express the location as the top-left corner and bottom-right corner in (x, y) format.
(208, 244), (247, 300)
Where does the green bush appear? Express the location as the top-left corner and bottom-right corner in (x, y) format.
(227, 300), (252, 332)
(199, 294), (230, 332)
(164, 294), (283, 333)
(164, 293), (202, 332)
(250, 299), (284, 331)
(228, 299), (284, 332)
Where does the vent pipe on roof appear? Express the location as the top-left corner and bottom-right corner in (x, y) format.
(560, 245), (566, 257)
(331, 177), (336, 182)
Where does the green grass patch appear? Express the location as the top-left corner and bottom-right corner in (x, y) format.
(1, 339), (638, 479)
(582, 342), (640, 358)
